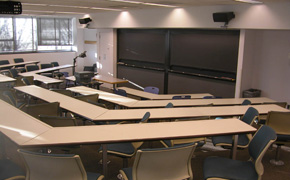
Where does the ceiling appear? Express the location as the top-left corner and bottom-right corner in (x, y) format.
(12, 0), (290, 16)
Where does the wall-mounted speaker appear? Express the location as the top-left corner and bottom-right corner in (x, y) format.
(79, 18), (92, 24)
(213, 12), (235, 26)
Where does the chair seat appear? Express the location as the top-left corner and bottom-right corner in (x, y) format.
(99, 143), (135, 157)
(203, 156), (258, 180)
(0, 159), (25, 179)
(212, 134), (249, 147)
(87, 172), (104, 180)
(119, 167), (133, 180)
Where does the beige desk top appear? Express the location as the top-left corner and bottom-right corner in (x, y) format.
(0, 61), (39, 69)
(0, 74), (16, 83)
(94, 104), (289, 121)
(119, 87), (213, 100)
(14, 85), (108, 120)
(93, 75), (129, 84)
(29, 74), (63, 85)
(67, 86), (138, 106)
(68, 86), (276, 108)
(0, 100), (52, 145)
(13, 86), (289, 122)
(19, 64), (73, 76)
(22, 118), (256, 146)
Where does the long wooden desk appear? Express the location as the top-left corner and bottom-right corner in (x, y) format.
(0, 74), (16, 83)
(0, 61), (39, 69)
(14, 85), (289, 122)
(15, 85), (107, 120)
(0, 99), (256, 180)
(66, 75), (129, 89)
(68, 86), (277, 108)
(119, 87), (213, 100)
(19, 64), (73, 76)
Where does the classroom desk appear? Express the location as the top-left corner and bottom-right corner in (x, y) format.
(0, 98), (256, 179)
(14, 85), (108, 120)
(14, 85), (289, 123)
(0, 74), (16, 83)
(66, 75), (129, 89)
(19, 64), (73, 75)
(23, 119), (256, 179)
(0, 100), (52, 145)
(0, 60), (39, 69)
(93, 75), (128, 89)
(94, 104), (289, 122)
(67, 86), (138, 106)
(67, 86), (277, 108)
(119, 87), (213, 100)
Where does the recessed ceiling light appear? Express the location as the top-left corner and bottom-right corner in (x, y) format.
(234, 0), (263, 4)
(90, 7), (123, 11)
(144, 3), (177, 8)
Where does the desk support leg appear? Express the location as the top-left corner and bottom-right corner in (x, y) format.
(102, 144), (108, 180)
(231, 134), (238, 160)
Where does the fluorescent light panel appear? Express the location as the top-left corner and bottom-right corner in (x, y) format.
(109, 0), (177, 8)
(234, 0), (263, 4)
(22, 3), (122, 11)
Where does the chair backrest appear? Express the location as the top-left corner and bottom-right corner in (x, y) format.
(14, 58), (25, 67)
(172, 95), (191, 99)
(40, 64), (52, 69)
(248, 125), (276, 177)
(241, 99), (252, 105)
(25, 65), (39, 72)
(51, 62), (59, 67)
(266, 111), (290, 135)
(9, 68), (19, 78)
(165, 102), (174, 108)
(241, 107), (259, 125)
(21, 76), (34, 85)
(50, 89), (73, 97)
(2, 91), (17, 107)
(114, 89), (127, 97)
(18, 149), (88, 180)
(39, 115), (78, 127)
(75, 94), (99, 103)
(14, 58), (24, 63)
(132, 143), (196, 180)
(144, 86), (159, 94)
(140, 112), (150, 123)
(0, 60), (10, 70)
(83, 66), (94, 72)
(25, 102), (60, 119)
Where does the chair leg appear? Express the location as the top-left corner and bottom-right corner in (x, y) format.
(270, 144), (284, 165)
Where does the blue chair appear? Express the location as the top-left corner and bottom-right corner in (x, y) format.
(51, 62), (65, 79)
(40, 64), (53, 77)
(114, 88), (127, 97)
(0, 60), (10, 70)
(212, 107), (259, 149)
(13, 58), (26, 72)
(241, 99), (252, 105)
(25, 65), (39, 72)
(18, 149), (104, 180)
(144, 86), (159, 94)
(98, 112), (150, 167)
(118, 143), (197, 180)
(203, 125), (277, 180)
(8, 68), (19, 78)
(172, 95), (191, 99)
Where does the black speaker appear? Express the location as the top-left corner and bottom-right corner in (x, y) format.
(213, 12), (235, 23)
(0, 1), (22, 14)
(79, 18), (92, 24)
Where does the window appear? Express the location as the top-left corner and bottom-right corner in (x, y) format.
(0, 16), (73, 53)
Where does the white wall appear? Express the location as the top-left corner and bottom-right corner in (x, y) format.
(88, 2), (290, 30)
(251, 30), (290, 104)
